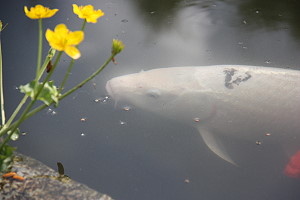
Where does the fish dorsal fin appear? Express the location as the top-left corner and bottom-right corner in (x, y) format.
(197, 127), (238, 166)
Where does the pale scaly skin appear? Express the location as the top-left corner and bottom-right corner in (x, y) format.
(106, 65), (300, 165)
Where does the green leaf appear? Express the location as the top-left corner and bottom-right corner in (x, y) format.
(0, 144), (16, 172)
(19, 80), (60, 106)
(39, 81), (59, 106)
(19, 80), (36, 99)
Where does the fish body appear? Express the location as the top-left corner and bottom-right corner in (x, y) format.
(106, 65), (300, 165)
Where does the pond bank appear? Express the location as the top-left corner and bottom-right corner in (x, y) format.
(0, 152), (113, 200)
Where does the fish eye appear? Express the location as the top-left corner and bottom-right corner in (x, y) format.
(146, 89), (161, 99)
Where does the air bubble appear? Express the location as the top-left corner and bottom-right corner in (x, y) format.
(11, 134), (19, 141)
(94, 96), (109, 103)
(119, 120), (127, 125)
(193, 117), (201, 122)
(80, 118), (87, 122)
(80, 133), (86, 137)
(184, 179), (190, 183)
(123, 106), (131, 111)
(264, 60), (271, 64)
(47, 108), (57, 115)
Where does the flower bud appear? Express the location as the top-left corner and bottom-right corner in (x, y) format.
(111, 39), (124, 55)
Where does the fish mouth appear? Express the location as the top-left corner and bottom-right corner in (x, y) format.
(105, 80), (114, 99)
(105, 80), (119, 107)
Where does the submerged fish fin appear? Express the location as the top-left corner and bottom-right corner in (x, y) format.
(197, 127), (238, 166)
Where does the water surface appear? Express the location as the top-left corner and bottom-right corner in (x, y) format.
(1, 0), (300, 199)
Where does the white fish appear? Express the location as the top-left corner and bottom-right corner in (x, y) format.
(106, 65), (300, 165)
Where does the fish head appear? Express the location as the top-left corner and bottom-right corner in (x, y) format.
(106, 67), (214, 122)
(106, 69), (178, 109)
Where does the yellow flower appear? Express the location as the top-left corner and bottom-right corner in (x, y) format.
(45, 24), (84, 59)
(73, 4), (104, 23)
(24, 5), (58, 19)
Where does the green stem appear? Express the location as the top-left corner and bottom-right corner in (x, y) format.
(0, 52), (62, 151)
(0, 35), (5, 126)
(60, 54), (115, 99)
(0, 98), (36, 152)
(59, 59), (74, 93)
(2, 48), (55, 131)
(37, 48), (56, 80)
(81, 20), (87, 31)
(59, 20), (87, 93)
(1, 53), (115, 136)
(37, 51), (63, 98)
(0, 51), (59, 138)
(5, 96), (28, 128)
(36, 19), (43, 78)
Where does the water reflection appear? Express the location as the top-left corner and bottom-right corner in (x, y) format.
(130, 0), (219, 31)
(130, 0), (300, 40)
(238, 0), (300, 37)
(130, 0), (181, 30)
(3, 0), (300, 199)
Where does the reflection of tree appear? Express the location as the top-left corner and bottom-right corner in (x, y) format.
(130, 0), (300, 39)
(130, 0), (182, 30)
(129, 0), (219, 31)
(238, 0), (300, 37)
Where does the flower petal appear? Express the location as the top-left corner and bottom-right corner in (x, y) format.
(54, 24), (69, 35)
(24, 4), (58, 19)
(67, 31), (84, 45)
(45, 29), (64, 51)
(87, 10), (105, 23)
(72, 4), (80, 16)
(72, 4), (104, 23)
(83, 5), (94, 13)
(65, 46), (81, 59)
(44, 9), (59, 18)
(24, 6), (29, 15)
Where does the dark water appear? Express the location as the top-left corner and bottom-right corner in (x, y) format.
(1, 0), (300, 199)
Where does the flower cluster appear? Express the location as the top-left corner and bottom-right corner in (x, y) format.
(24, 4), (105, 59)
(0, 3), (123, 174)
